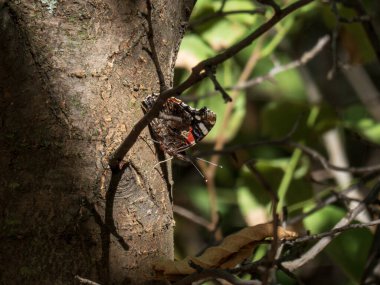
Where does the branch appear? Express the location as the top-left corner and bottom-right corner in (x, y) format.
(340, 0), (380, 62)
(287, 170), (380, 225)
(246, 162), (279, 285)
(183, 34), (329, 101)
(206, 66), (232, 102)
(328, 0), (380, 79)
(282, 180), (380, 271)
(195, 137), (380, 175)
(219, 0), (227, 12)
(232, 35), (330, 90)
(75, 276), (102, 285)
(173, 205), (213, 230)
(173, 269), (262, 285)
(189, 0), (266, 27)
(108, 0), (316, 170)
(143, 0), (168, 92)
(288, 141), (380, 174)
(257, 0), (281, 14)
(285, 219), (380, 246)
(190, 9), (266, 27)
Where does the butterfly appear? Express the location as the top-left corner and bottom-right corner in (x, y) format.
(142, 94), (216, 161)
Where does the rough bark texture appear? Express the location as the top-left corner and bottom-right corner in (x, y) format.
(0, 0), (195, 284)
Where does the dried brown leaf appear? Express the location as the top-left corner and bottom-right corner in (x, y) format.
(153, 222), (298, 279)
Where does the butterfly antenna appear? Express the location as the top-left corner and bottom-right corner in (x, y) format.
(187, 159), (208, 182)
(195, 157), (223, 168)
(153, 156), (173, 169)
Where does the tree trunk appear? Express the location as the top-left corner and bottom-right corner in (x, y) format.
(0, 0), (194, 284)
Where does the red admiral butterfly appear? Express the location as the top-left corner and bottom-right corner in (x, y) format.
(142, 93), (216, 161)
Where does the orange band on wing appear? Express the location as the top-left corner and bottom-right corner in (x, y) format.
(186, 127), (196, 145)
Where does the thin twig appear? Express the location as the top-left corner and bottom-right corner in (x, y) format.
(206, 66), (232, 102)
(198, 0), (313, 239)
(108, 0), (316, 170)
(288, 141), (380, 174)
(173, 269), (262, 285)
(190, 9), (266, 27)
(287, 171), (380, 225)
(173, 205), (213, 230)
(219, 0), (228, 12)
(75, 276), (102, 285)
(201, 32), (264, 237)
(232, 35), (330, 90)
(343, 0), (380, 62)
(277, 263), (306, 285)
(246, 162), (279, 285)
(337, 15), (370, 24)
(360, 221), (380, 284)
(327, 0), (342, 80)
(285, 219), (380, 246)
(196, 138), (380, 175)
(144, 0), (168, 92)
(184, 35), (329, 102)
(282, 180), (380, 271)
(257, 0), (281, 14)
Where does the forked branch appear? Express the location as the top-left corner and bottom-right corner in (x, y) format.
(109, 0), (316, 170)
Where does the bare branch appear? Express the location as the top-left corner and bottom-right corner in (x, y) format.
(257, 0), (281, 14)
(277, 263), (306, 285)
(338, 0), (380, 62)
(288, 141), (380, 174)
(219, 0), (228, 12)
(190, 9), (266, 27)
(285, 219), (380, 246)
(173, 269), (262, 285)
(282, 180), (380, 271)
(108, 0), (316, 170)
(245, 162), (279, 285)
(233, 35), (330, 90)
(75, 276), (102, 285)
(184, 35), (329, 101)
(197, 136), (380, 175)
(287, 170), (380, 225)
(173, 205), (213, 230)
(351, 0), (380, 62)
(206, 66), (232, 102)
(144, 0), (168, 92)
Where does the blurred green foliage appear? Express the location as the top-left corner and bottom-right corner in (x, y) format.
(173, 0), (380, 283)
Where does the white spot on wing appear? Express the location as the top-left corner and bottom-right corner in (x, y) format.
(199, 122), (209, 135)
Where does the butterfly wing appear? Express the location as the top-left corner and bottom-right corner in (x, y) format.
(142, 95), (216, 157)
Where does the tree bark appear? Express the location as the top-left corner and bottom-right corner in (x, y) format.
(0, 0), (195, 284)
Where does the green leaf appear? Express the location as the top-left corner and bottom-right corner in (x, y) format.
(342, 104), (380, 144)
